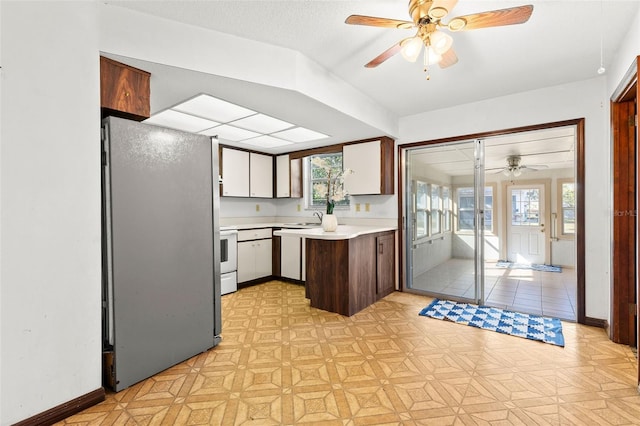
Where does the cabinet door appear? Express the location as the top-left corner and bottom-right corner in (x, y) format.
(237, 241), (255, 283)
(250, 152), (273, 198)
(290, 158), (303, 198)
(276, 155), (290, 198)
(376, 233), (395, 298)
(222, 148), (250, 197)
(281, 236), (301, 280)
(343, 141), (381, 195)
(100, 56), (150, 121)
(254, 239), (273, 278)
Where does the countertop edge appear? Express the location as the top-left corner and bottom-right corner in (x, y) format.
(273, 226), (397, 240)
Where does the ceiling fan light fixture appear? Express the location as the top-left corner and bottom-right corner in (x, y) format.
(513, 168), (522, 177)
(447, 17), (466, 31)
(400, 36), (424, 62)
(430, 30), (453, 54)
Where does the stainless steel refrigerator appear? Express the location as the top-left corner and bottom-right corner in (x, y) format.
(101, 116), (221, 391)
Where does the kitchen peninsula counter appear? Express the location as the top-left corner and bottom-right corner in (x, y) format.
(274, 225), (397, 316)
(273, 225), (395, 239)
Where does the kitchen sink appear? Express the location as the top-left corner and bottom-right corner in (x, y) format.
(282, 222), (322, 228)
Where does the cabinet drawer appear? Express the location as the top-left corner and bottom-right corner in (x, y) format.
(238, 228), (272, 241)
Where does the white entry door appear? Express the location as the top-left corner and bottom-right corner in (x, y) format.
(507, 185), (546, 264)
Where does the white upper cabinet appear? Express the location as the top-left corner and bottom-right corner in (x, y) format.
(343, 138), (395, 196)
(276, 154), (290, 198)
(221, 148), (272, 198)
(249, 152), (273, 198)
(221, 147), (249, 197)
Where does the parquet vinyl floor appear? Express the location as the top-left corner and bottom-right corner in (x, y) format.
(58, 281), (640, 425)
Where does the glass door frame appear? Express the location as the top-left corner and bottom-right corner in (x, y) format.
(403, 139), (485, 305)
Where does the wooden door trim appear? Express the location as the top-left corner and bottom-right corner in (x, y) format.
(397, 119), (586, 325)
(610, 55), (639, 388)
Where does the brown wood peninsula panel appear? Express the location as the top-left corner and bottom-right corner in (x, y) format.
(305, 231), (394, 316)
(376, 233), (395, 298)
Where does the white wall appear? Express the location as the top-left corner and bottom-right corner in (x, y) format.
(606, 6), (640, 98)
(399, 77), (610, 320)
(0, 2), (102, 424)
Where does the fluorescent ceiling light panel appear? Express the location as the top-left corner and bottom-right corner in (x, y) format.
(231, 113), (294, 133)
(199, 124), (261, 141)
(172, 94), (256, 123)
(144, 109), (220, 133)
(272, 127), (329, 143)
(242, 135), (294, 148)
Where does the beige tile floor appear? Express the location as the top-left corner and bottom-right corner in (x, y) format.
(411, 259), (577, 320)
(58, 281), (639, 425)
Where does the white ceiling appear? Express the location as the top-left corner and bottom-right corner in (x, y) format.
(105, 0), (638, 155)
(408, 126), (575, 176)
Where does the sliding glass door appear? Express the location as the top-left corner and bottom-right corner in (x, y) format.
(405, 140), (485, 304)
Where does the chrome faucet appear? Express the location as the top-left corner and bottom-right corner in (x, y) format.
(313, 211), (323, 223)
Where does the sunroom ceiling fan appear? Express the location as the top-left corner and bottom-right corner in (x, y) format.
(345, 0), (533, 77)
(488, 155), (549, 177)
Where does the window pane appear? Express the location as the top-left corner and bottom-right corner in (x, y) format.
(563, 209), (575, 234)
(459, 210), (474, 230)
(431, 184), (440, 234)
(561, 182), (575, 235)
(562, 183), (575, 208)
(484, 188), (493, 231)
(511, 188), (540, 226)
(457, 186), (493, 231)
(442, 187), (451, 232)
(458, 187), (474, 209)
(416, 211), (428, 238)
(309, 153), (348, 209)
(416, 181), (428, 210)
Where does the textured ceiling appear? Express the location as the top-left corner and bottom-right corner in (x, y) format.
(108, 0), (639, 118)
(104, 1), (637, 157)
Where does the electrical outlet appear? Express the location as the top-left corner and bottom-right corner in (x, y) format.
(297, 204), (301, 212)
(365, 203), (370, 212)
(355, 203), (361, 212)
(255, 204), (260, 212)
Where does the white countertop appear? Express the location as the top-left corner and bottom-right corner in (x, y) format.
(273, 225), (396, 240)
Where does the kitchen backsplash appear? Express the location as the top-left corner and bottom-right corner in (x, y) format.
(219, 195), (397, 223)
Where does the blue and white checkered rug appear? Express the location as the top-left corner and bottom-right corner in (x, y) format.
(419, 299), (565, 347)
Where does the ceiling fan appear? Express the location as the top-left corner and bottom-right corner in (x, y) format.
(489, 155), (549, 177)
(345, 0), (533, 76)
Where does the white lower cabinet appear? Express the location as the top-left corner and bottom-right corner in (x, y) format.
(280, 236), (301, 280)
(237, 228), (272, 283)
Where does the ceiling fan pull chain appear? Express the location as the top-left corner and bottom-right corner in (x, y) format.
(423, 40), (431, 80)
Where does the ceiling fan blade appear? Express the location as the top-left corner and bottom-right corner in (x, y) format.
(365, 41), (404, 68)
(521, 164), (550, 170)
(439, 48), (458, 68)
(447, 5), (533, 31)
(345, 15), (414, 29)
(489, 168), (507, 174)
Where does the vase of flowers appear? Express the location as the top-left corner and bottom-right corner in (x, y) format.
(311, 156), (353, 232)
